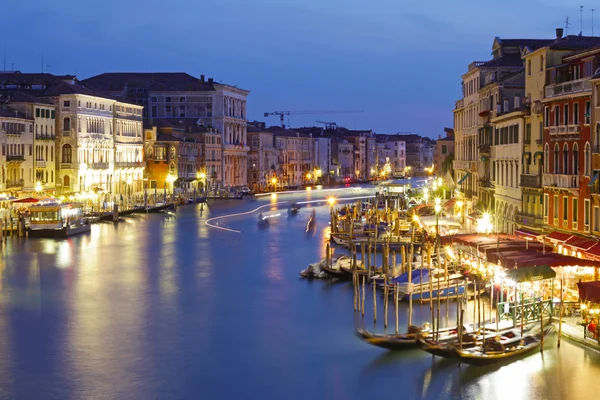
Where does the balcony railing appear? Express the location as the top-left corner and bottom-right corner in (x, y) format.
(536, 139), (543, 145)
(455, 99), (464, 109)
(6, 179), (24, 188)
(515, 212), (543, 228)
(521, 174), (541, 188)
(453, 159), (471, 170)
(62, 130), (71, 136)
(6, 130), (24, 135)
(35, 160), (46, 168)
(7, 155), (25, 162)
(35, 134), (55, 140)
(549, 125), (579, 135)
(478, 143), (491, 154)
(542, 173), (579, 188)
(89, 162), (109, 169)
(115, 161), (141, 168)
(60, 163), (72, 169)
(545, 78), (592, 98)
(479, 178), (493, 188)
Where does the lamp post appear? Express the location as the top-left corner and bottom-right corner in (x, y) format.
(271, 177), (277, 192)
(166, 173), (176, 203)
(306, 172), (312, 186)
(198, 171), (207, 196)
(315, 168), (322, 185)
(35, 181), (43, 196)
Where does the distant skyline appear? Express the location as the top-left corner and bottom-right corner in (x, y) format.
(0, 0), (594, 137)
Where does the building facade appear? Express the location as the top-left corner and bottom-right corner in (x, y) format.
(434, 128), (455, 176)
(0, 107), (34, 193)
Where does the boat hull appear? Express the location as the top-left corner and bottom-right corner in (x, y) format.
(27, 224), (91, 238)
(356, 329), (419, 350)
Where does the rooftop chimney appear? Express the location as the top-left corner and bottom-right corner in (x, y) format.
(556, 28), (564, 39)
(200, 75), (205, 83)
(208, 78), (213, 84)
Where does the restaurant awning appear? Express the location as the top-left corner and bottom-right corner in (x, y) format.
(578, 281), (600, 303)
(418, 216), (462, 227)
(586, 243), (600, 260)
(506, 264), (556, 283)
(515, 228), (542, 240)
(488, 250), (599, 269)
(545, 231), (573, 243)
(565, 235), (597, 251)
(11, 197), (39, 203)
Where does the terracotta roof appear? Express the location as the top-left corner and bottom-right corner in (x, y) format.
(156, 133), (183, 142)
(496, 38), (554, 49)
(0, 91), (53, 105)
(82, 72), (216, 92)
(549, 35), (600, 50)
(0, 106), (33, 120)
(481, 53), (524, 68)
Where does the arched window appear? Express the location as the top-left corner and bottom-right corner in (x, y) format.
(573, 143), (579, 175)
(554, 143), (560, 174)
(62, 144), (72, 163)
(544, 143), (549, 173)
(585, 142), (591, 176)
(63, 117), (71, 131)
(563, 143), (569, 174)
(170, 146), (176, 160)
(63, 175), (70, 187)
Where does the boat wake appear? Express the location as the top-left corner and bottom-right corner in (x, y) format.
(205, 202), (289, 233)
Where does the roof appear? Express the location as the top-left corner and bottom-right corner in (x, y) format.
(156, 133), (183, 142)
(0, 91), (53, 105)
(545, 231), (573, 243)
(0, 106), (33, 120)
(481, 53), (524, 68)
(549, 35), (600, 50)
(82, 72), (216, 92)
(496, 38), (554, 50)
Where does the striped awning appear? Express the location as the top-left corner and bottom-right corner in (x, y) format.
(457, 172), (470, 185)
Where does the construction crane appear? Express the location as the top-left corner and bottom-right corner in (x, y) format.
(263, 110), (363, 128)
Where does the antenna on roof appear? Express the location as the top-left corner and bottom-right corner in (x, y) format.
(565, 16), (571, 35)
(3, 41), (5, 71)
(593, 8), (596, 36)
(581, 5), (584, 35)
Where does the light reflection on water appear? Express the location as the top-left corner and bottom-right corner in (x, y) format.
(0, 185), (598, 398)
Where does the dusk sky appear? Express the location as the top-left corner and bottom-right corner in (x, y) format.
(0, 0), (589, 137)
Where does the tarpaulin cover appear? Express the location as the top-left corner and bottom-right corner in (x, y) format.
(578, 281), (600, 304)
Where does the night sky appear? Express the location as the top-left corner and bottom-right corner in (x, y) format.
(0, 0), (587, 136)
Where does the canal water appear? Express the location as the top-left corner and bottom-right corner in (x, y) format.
(0, 185), (599, 399)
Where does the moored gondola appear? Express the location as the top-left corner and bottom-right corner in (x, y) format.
(355, 326), (422, 350)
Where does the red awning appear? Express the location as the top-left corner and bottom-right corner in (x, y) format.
(11, 197), (39, 203)
(487, 249), (598, 269)
(565, 236), (597, 251)
(578, 281), (600, 304)
(515, 228), (542, 240)
(585, 243), (600, 260)
(443, 199), (456, 209)
(545, 231), (573, 243)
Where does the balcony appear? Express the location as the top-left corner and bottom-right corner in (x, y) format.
(6, 179), (24, 188)
(6, 155), (25, 162)
(6, 130), (24, 135)
(515, 212), (543, 228)
(89, 162), (109, 169)
(521, 174), (541, 188)
(115, 161), (141, 169)
(478, 143), (491, 155)
(548, 125), (579, 135)
(455, 99), (464, 109)
(536, 139), (543, 145)
(542, 173), (579, 188)
(35, 134), (55, 140)
(479, 178), (493, 188)
(544, 78), (591, 98)
(453, 159), (471, 170)
(60, 163), (72, 169)
(35, 160), (46, 168)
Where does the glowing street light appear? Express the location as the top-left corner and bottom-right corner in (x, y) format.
(306, 173), (312, 180)
(328, 197), (336, 206)
(477, 212), (494, 235)
(434, 197), (442, 214)
(35, 181), (43, 194)
(315, 169), (322, 178)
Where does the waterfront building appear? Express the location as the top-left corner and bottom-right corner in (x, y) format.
(331, 138), (354, 182)
(542, 40), (600, 255)
(0, 106), (34, 194)
(194, 127), (222, 193)
(394, 134), (425, 174)
(270, 127), (314, 187)
(374, 134), (407, 176)
(113, 101), (144, 198)
(247, 122), (277, 191)
(0, 91), (56, 194)
(453, 37), (553, 228)
(434, 128), (454, 176)
(82, 73), (250, 188)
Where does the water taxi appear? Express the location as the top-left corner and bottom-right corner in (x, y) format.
(27, 203), (91, 238)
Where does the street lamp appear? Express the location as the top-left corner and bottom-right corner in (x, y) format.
(198, 171), (207, 195)
(423, 187), (429, 204)
(434, 197), (442, 238)
(328, 197), (336, 207)
(306, 172), (312, 184)
(35, 181), (43, 195)
(166, 173), (176, 202)
(271, 177), (277, 192)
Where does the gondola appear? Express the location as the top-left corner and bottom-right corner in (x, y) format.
(321, 255), (352, 277)
(355, 327), (422, 350)
(452, 325), (553, 366)
(288, 202), (300, 215)
(417, 328), (515, 358)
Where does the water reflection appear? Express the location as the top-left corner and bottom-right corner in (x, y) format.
(0, 187), (598, 398)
